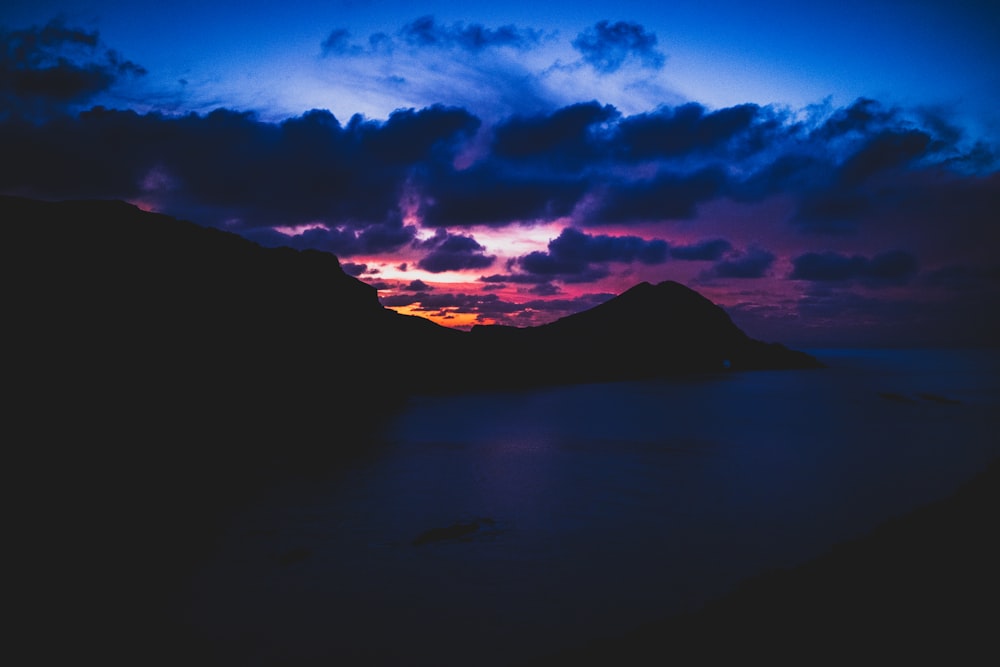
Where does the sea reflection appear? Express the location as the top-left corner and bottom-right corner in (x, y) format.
(186, 349), (1000, 666)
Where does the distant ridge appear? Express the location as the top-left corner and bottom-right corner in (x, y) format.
(470, 279), (822, 387)
(4, 195), (820, 401)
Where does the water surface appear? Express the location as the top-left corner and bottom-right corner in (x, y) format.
(184, 348), (1000, 665)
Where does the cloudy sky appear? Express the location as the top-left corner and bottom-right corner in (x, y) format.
(2, 1), (998, 345)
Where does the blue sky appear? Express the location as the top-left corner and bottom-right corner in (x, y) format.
(5, 0), (998, 123)
(2, 1), (999, 345)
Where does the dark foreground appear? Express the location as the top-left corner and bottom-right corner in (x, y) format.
(6, 196), (990, 664)
(526, 457), (1000, 666)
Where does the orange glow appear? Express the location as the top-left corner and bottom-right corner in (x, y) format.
(388, 304), (489, 329)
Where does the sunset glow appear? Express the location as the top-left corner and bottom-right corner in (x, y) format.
(2, 1), (998, 345)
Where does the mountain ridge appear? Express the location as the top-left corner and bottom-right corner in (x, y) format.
(3, 194), (819, 663)
(4, 195), (820, 397)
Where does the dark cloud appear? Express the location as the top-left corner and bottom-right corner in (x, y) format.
(0, 104), (478, 229)
(400, 16), (541, 52)
(812, 97), (896, 141)
(417, 163), (587, 226)
(402, 279), (433, 291)
(572, 20), (665, 73)
(499, 227), (668, 284)
(245, 218), (418, 257)
(546, 227), (669, 264)
(414, 229), (496, 273)
(616, 103), (764, 160)
(790, 250), (919, 286)
(580, 167), (727, 224)
(0, 19), (146, 118)
(356, 105), (482, 165)
(491, 101), (619, 168)
(1, 58), (996, 308)
(322, 17), (540, 57)
(792, 191), (871, 234)
(528, 282), (562, 296)
(516, 252), (611, 283)
(707, 247), (776, 279)
(838, 129), (934, 186)
(670, 239), (733, 261)
(763, 102), (956, 232)
(340, 262), (367, 276)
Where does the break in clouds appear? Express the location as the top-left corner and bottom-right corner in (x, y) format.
(2, 17), (999, 342)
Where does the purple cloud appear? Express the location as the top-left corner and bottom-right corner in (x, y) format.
(708, 247), (776, 279)
(415, 229), (496, 273)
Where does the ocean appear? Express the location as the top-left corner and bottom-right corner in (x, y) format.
(181, 348), (1000, 665)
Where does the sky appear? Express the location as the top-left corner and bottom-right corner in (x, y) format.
(2, 1), (999, 346)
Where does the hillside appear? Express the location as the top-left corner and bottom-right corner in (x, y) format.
(2, 195), (821, 662)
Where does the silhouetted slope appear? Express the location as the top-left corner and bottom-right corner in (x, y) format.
(3, 195), (820, 663)
(4, 195), (458, 429)
(4, 195), (819, 403)
(3, 195), (450, 664)
(527, 457), (1000, 666)
(470, 280), (821, 387)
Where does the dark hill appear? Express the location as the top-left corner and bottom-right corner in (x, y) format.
(3, 195), (819, 662)
(4, 195), (819, 404)
(470, 280), (821, 387)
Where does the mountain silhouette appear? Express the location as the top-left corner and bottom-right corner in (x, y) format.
(4, 195), (819, 401)
(470, 279), (820, 387)
(3, 195), (822, 662)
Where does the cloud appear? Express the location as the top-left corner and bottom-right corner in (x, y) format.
(670, 239), (733, 261)
(414, 229), (496, 273)
(791, 192), (871, 234)
(0, 19), (146, 118)
(811, 97), (896, 140)
(528, 282), (562, 296)
(579, 167), (727, 224)
(418, 162), (587, 227)
(340, 262), (367, 276)
(402, 279), (433, 291)
(546, 227), (669, 264)
(495, 227), (668, 284)
(315, 17), (558, 118)
(790, 250), (919, 286)
(837, 129), (934, 186)
(706, 247), (776, 279)
(616, 103), (765, 160)
(0, 104), (478, 228)
(246, 218), (418, 257)
(400, 16), (542, 52)
(571, 20), (665, 74)
(492, 101), (619, 168)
